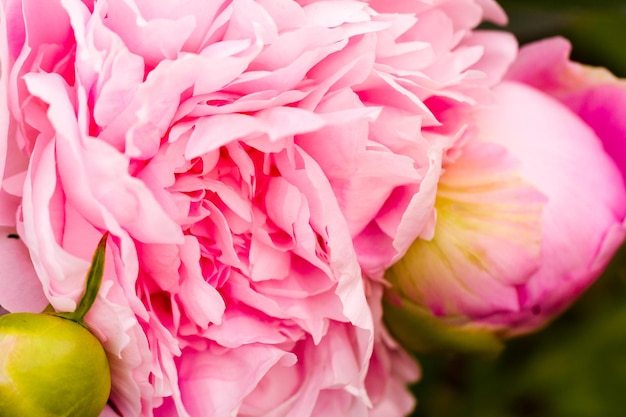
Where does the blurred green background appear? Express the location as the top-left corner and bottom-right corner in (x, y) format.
(491, 0), (626, 76)
(409, 2), (626, 416)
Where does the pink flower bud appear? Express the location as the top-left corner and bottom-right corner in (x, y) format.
(384, 43), (626, 352)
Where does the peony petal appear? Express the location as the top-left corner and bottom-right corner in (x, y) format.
(178, 236), (226, 327)
(20, 137), (91, 312)
(387, 138), (546, 318)
(178, 344), (296, 417)
(506, 36), (626, 185)
(0, 228), (48, 312)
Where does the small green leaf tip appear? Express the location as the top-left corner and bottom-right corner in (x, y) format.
(56, 232), (109, 323)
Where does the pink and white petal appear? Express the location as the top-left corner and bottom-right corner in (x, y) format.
(178, 236), (226, 327)
(461, 30), (517, 88)
(20, 137), (91, 311)
(506, 37), (626, 183)
(177, 344), (297, 417)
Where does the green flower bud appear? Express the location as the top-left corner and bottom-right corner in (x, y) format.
(0, 233), (111, 417)
(0, 313), (111, 417)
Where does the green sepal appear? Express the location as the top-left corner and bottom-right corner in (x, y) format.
(55, 232), (109, 324)
(383, 291), (504, 356)
(40, 304), (55, 314)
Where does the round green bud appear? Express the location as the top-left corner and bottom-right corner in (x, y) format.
(0, 312), (111, 417)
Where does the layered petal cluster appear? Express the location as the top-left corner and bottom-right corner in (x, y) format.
(385, 37), (626, 351)
(0, 0), (516, 415)
(304, 0), (517, 279)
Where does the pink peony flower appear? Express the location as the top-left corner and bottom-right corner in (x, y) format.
(0, 0), (515, 415)
(384, 37), (626, 352)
